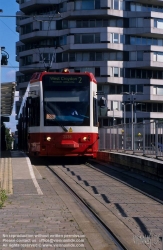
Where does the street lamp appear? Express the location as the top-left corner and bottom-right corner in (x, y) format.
(122, 103), (126, 124)
(122, 92), (137, 150)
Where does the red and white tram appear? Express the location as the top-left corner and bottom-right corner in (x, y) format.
(18, 69), (99, 158)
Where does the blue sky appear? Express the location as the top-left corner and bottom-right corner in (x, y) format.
(1, 1), (19, 131)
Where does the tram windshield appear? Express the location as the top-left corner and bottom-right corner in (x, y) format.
(42, 74), (90, 126)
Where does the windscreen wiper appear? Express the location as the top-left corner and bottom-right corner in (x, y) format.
(59, 123), (68, 132)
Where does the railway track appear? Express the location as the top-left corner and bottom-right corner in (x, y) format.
(32, 157), (163, 250)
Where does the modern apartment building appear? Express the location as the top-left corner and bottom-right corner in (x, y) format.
(16, 0), (163, 126)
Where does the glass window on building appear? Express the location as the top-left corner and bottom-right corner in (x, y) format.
(69, 53), (76, 61)
(158, 71), (163, 79)
(157, 52), (163, 62)
(157, 86), (163, 95)
(146, 103), (151, 112)
(97, 85), (103, 92)
(96, 52), (103, 61)
(120, 35), (124, 43)
(110, 85), (116, 94)
(95, 33), (100, 43)
(59, 35), (67, 46)
(75, 1), (82, 10)
(82, 34), (94, 43)
(136, 69), (141, 78)
(83, 20), (89, 27)
(90, 20), (95, 27)
(69, 20), (76, 28)
(153, 71), (157, 79)
(154, 19), (163, 29)
(112, 101), (119, 110)
(114, 0), (119, 10)
(74, 34), (80, 43)
(137, 18), (143, 27)
(113, 33), (119, 43)
(137, 51), (143, 61)
(120, 68), (124, 77)
(76, 53), (82, 61)
(117, 85), (122, 94)
(158, 39), (163, 46)
(130, 18), (136, 27)
(142, 37), (147, 45)
(42, 21), (56, 30)
(130, 51), (136, 60)
(153, 103), (157, 112)
(120, 0), (124, 10)
(158, 103), (163, 112)
(117, 19), (123, 27)
(83, 53), (89, 61)
(95, 67), (100, 76)
(103, 20), (109, 27)
(130, 85), (136, 93)
(131, 69), (135, 78)
(136, 4), (141, 11)
(130, 36), (136, 45)
(123, 85), (129, 92)
(117, 52), (123, 60)
(96, 20), (102, 27)
(110, 52), (116, 60)
(95, 0), (100, 9)
(130, 3), (135, 11)
(62, 20), (68, 29)
(142, 70), (146, 78)
(82, 0), (94, 10)
(113, 67), (119, 77)
(103, 52), (109, 61)
(82, 34), (94, 44)
(110, 19), (116, 26)
(63, 53), (68, 62)
(90, 52), (95, 61)
(137, 85), (143, 93)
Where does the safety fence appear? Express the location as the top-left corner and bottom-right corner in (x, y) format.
(99, 121), (163, 158)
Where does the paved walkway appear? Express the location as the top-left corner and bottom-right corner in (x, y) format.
(0, 151), (116, 250)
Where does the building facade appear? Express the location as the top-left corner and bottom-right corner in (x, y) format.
(16, 0), (163, 125)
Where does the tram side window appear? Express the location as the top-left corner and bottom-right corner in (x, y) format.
(29, 97), (40, 126)
(93, 98), (98, 126)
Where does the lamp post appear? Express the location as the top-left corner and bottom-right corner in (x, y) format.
(122, 92), (136, 150)
(122, 103), (126, 124)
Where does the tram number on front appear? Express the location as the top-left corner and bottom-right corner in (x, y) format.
(63, 135), (72, 139)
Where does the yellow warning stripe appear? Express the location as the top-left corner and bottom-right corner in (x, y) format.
(0, 157), (13, 194)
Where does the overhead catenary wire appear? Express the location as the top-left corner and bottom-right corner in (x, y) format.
(0, 13), (61, 20)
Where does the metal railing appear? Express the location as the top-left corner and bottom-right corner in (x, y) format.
(99, 121), (163, 159)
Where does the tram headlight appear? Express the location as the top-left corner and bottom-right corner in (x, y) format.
(81, 135), (90, 142)
(46, 136), (51, 141)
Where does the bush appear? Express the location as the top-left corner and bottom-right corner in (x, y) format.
(0, 189), (8, 208)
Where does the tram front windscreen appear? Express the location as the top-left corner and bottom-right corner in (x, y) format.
(42, 74), (90, 126)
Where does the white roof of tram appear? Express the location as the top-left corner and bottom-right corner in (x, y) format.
(1, 82), (16, 116)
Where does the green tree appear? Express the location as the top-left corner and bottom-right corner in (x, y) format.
(5, 127), (13, 150)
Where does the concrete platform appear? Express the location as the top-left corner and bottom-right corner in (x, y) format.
(0, 151), (117, 250)
(97, 151), (163, 181)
